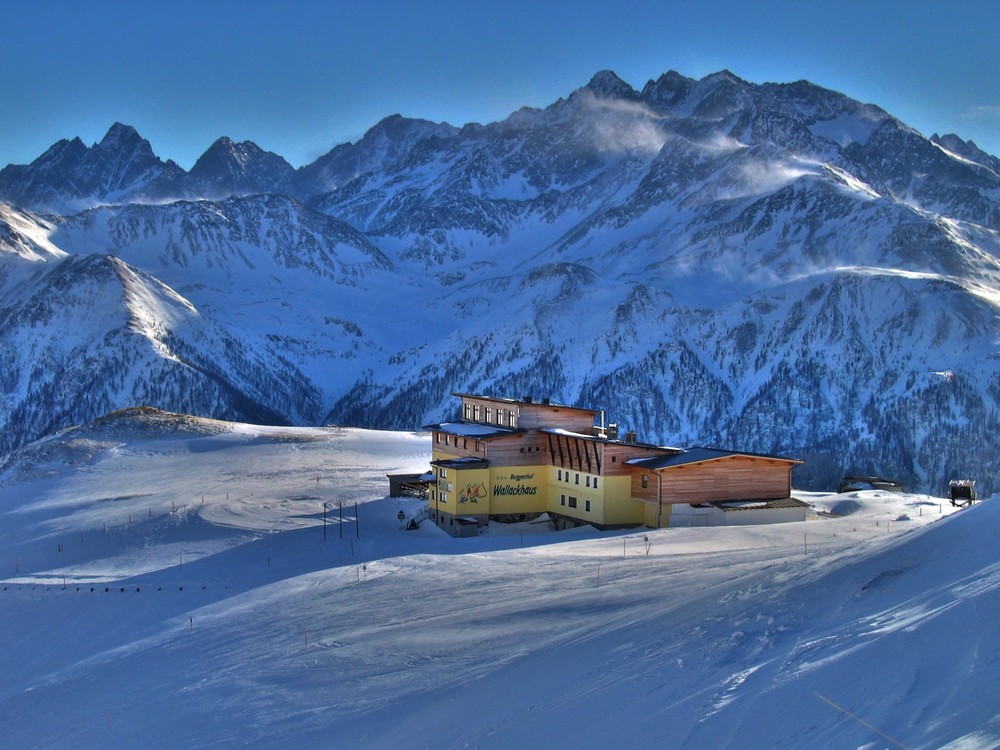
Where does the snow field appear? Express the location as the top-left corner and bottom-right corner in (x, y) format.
(0, 416), (997, 749)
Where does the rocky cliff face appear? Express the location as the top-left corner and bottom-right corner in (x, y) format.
(2, 69), (1000, 493)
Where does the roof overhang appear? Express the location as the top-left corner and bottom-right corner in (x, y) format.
(713, 497), (810, 511)
(452, 392), (600, 416)
(423, 421), (523, 440)
(431, 457), (491, 470)
(630, 447), (803, 471)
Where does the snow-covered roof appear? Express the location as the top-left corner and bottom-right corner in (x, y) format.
(431, 456), (490, 470)
(453, 392), (599, 415)
(423, 421), (521, 439)
(713, 497), (810, 511)
(628, 447), (802, 470)
(542, 427), (682, 452)
(542, 427), (598, 440)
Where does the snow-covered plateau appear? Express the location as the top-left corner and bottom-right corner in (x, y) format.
(1, 409), (997, 749)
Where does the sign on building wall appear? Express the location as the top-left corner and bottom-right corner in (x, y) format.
(490, 471), (545, 512)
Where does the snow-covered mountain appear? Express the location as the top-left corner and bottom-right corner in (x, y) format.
(2, 69), (1000, 493)
(0, 123), (187, 212)
(186, 137), (297, 200)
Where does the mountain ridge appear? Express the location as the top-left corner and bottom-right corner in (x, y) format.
(2, 69), (1000, 493)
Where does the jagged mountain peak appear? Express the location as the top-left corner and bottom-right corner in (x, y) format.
(640, 70), (696, 108)
(297, 114), (459, 197)
(583, 70), (638, 99)
(96, 122), (146, 150)
(195, 136), (274, 165)
(187, 136), (295, 198)
(931, 133), (1000, 176)
(41, 136), (89, 164)
(3, 69), (1000, 495)
(703, 68), (746, 85)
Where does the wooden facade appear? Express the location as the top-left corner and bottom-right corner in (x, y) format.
(631, 455), (797, 506)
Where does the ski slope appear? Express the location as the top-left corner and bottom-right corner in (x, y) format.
(0, 410), (997, 749)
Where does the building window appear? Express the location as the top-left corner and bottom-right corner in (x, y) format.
(612, 456), (617, 463)
(594, 477), (599, 489)
(464, 404), (472, 420)
(463, 438), (468, 450)
(441, 493), (448, 503)
(484, 407), (492, 423)
(557, 469), (562, 481)
(568, 496), (578, 508)
(560, 494), (566, 506)
(476, 441), (483, 452)
(440, 468), (448, 478)
(585, 500), (591, 512)
(575, 473), (580, 485)
(642, 475), (648, 489)
(585, 476), (591, 487)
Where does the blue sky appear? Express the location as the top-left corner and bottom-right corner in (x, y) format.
(3, 0), (999, 169)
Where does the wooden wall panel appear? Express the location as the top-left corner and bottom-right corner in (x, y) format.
(655, 457), (793, 504)
(485, 433), (548, 467)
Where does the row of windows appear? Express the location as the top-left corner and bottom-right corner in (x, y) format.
(559, 494), (592, 512)
(435, 434), (484, 452)
(556, 469), (598, 488)
(463, 403), (518, 427)
(434, 486), (593, 514)
(431, 490), (590, 513)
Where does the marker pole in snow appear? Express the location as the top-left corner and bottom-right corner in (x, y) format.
(355, 502), (360, 538)
(339, 502), (344, 540)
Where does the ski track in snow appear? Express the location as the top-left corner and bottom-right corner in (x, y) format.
(0, 417), (998, 749)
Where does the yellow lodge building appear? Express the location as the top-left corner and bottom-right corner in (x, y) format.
(423, 393), (805, 536)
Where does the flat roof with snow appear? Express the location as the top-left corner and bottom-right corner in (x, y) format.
(452, 392), (599, 415)
(423, 421), (523, 439)
(542, 427), (682, 452)
(628, 447), (802, 470)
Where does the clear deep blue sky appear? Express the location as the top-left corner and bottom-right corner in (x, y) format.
(3, 0), (999, 169)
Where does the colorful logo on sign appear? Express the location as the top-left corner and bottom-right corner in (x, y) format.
(460, 483), (487, 504)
